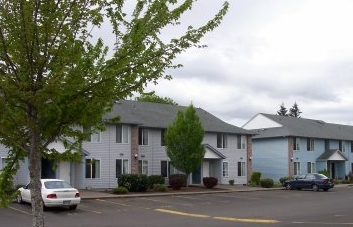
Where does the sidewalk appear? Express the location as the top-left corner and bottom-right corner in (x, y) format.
(79, 184), (283, 200)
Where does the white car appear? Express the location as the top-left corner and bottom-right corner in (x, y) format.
(17, 179), (81, 210)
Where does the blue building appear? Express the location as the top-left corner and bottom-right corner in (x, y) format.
(243, 113), (352, 182)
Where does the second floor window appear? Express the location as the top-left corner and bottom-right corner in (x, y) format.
(307, 138), (315, 151)
(237, 135), (246, 149)
(217, 134), (227, 148)
(293, 137), (300, 150)
(0, 157), (7, 171)
(116, 124), (129, 143)
(83, 126), (100, 143)
(139, 128), (149, 145)
(339, 140), (346, 152)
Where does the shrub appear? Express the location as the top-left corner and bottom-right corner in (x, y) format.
(203, 177), (218, 189)
(279, 176), (292, 185)
(148, 175), (165, 189)
(318, 169), (329, 177)
(112, 186), (129, 194)
(169, 174), (187, 190)
(229, 179), (235, 185)
(260, 178), (274, 188)
(153, 184), (168, 192)
(251, 171), (261, 185)
(117, 174), (149, 192)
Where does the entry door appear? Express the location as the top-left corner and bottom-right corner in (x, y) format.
(59, 162), (71, 183)
(192, 165), (201, 184)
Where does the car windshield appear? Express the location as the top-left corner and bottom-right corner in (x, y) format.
(315, 174), (328, 179)
(44, 181), (73, 189)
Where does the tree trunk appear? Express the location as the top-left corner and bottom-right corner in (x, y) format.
(28, 129), (45, 227)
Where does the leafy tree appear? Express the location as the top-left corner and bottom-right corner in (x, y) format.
(0, 1), (229, 226)
(165, 104), (205, 185)
(289, 102), (302, 118)
(277, 103), (288, 116)
(135, 92), (178, 105)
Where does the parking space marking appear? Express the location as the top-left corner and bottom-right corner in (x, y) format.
(139, 197), (193, 206)
(292, 221), (353, 225)
(8, 206), (32, 215)
(95, 199), (131, 207)
(78, 207), (102, 214)
(155, 208), (280, 224)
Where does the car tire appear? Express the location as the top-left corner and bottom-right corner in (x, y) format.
(16, 194), (23, 204)
(285, 183), (292, 190)
(323, 188), (329, 192)
(42, 201), (48, 211)
(69, 205), (77, 210)
(312, 184), (319, 192)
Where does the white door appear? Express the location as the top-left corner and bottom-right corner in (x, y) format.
(203, 161), (210, 178)
(59, 162), (71, 183)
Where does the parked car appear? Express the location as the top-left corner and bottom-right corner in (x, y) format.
(17, 179), (80, 210)
(283, 173), (334, 192)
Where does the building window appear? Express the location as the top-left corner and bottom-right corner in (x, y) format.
(351, 141), (353, 153)
(307, 162), (315, 173)
(237, 135), (246, 149)
(116, 125), (129, 143)
(161, 129), (166, 146)
(0, 157), (7, 171)
(116, 159), (129, 178)
(294, 162), (301, 175)
(138, 160), (148, 175)
(293, 137), (300, 150)
(217, 134), (227, 148)
(237, 162), (246, 176)
(307, 138), (315, 151)
(138, 128), (149, 145)
(85, 159), (100, 179)
(161, 161), (176, 177)
(339, 140), (346, 152)
(83, 126), (101, 142)
(222, 162), (229, 177)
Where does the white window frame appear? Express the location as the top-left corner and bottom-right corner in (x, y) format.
(237, 135), (246, 149)
(307, 162), (315, 174)
(0, 157), (7, 171)
(217, 134), (227, 149)
(294, 137), (300, 150)
(83, 126), (101, 143)
(116, 159), (129, 177)
(222, 162), (229, 177)
(237, 161), (246, 176)
(85, 158), (101, 179)
(307, 138), (315, 151)
(139, 128), (149, 145)
(294, 162), (301, 175)
(139, 160), (148, 175)
(116, 125), (129, 144)
(161, 160), (177, 177)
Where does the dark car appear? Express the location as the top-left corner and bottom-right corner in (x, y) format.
(283, 173), (334, 191)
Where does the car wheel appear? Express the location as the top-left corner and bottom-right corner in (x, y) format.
(42, 201), (48, 211)
(312, 184), (319, 192)
(285, 183), (292, 190)
(16, 194), (23, 204)
(323, 188), (329, 192)
(69, 205), (77, 210)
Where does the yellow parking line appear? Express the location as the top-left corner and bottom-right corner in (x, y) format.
(155, 208), (280, 224)
(214, 216), (280, 223)
(8, 206), (32, 215)
(155, 209), (210, 218)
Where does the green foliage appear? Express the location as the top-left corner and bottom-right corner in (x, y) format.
(148, 175), (165, 189)
(165, 105), (205, 181)
(277, 103), (288, 116)
(202, 177), (218, 189)
(136, 92), (178, 105)
(279, 176), (292, 185)
(0, 0), (229, 224)
(251, 171), (262, 185)
(260, 178), (274, 188)
(169, 174), (187, 190)
(118, 174), (149, 192)
(112, 186), (129, 194)
(318, 169), (329, 177)
(153, 184), (169, 192)
(229, 179), (235, 185)
(289, 102), (302, 118)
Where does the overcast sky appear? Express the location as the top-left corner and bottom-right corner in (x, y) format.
(106, 1), (353, 127)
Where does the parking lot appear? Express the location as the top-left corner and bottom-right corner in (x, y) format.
(2, 186), (353, 227)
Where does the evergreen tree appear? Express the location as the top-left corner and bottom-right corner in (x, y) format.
(289, 102), (302, 118)
(0, 1), (229, 226)
(277, 103), (288, 116)
(165, 105), (205, 185)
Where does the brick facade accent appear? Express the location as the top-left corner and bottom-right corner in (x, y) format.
(247, 135), (253, 183)
(130, 125), (139, 173)
(288, 136), (294, 177)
